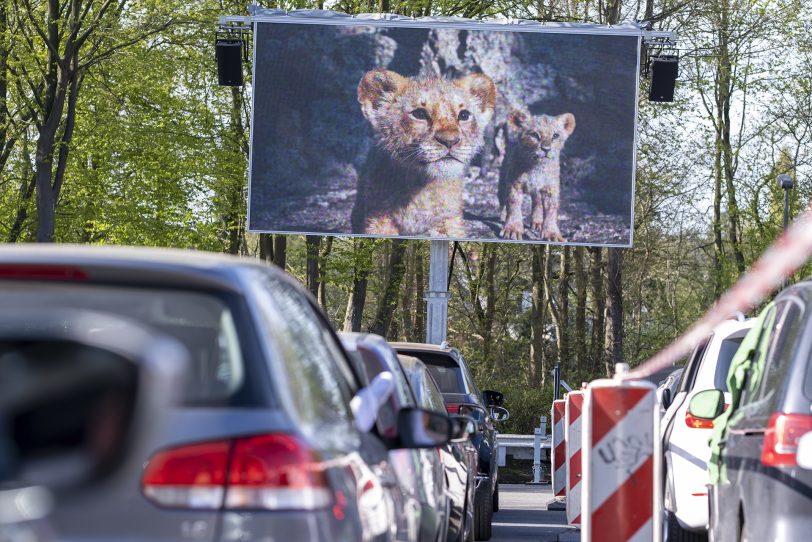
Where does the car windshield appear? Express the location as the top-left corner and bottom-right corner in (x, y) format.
(713, 337), (744, 392)
(0, 283), (251, 406)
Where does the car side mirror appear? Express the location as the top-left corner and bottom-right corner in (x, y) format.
(687, 389), (725, 421)
(490, 406), (510, 422)
(396, 408), (452, 449)
(797, 432), (812, 469)
(661, 388), (673, 410)
(351, 371), (395, 433)
(450, 415), (476, 441)
(483, 389), (504, 407)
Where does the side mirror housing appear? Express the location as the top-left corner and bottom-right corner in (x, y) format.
(687, 389), (725, 421)
(350, 371), (395, 433)
(661, 388), (673, 410)
(490, 406), (510, 422)
(483, 389), (504, 407)
(450, 416), (477, 441)
(797, 432), (812, 469)
(396, 408), (452, 449)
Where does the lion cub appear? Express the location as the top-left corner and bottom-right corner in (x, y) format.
(352, 69), (496, 237)
(498, 110), (576, 242)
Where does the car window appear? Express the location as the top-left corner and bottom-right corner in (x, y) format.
(253, 274), (357, 447)
(739, 305), (780, 408)
(757, 301), (804, 411)
(0, 283), (255, 406)
(713, 337), (744, 392)
(679, 337), (710, 393)
(410, 352), (467, 394)
(423, 371), (447, 413)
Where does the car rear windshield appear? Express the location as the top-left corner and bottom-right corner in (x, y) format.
(713, 337), (744, 391)
(0, 282), (261, 407)
(403, 352), (467, 394)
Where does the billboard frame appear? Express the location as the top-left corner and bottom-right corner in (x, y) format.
(239, 8), (676, 248)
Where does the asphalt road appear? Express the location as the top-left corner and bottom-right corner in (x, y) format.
(492, 485), (580, 542)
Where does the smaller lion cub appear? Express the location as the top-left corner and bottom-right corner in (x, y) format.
(498, 110), (576, 242)
(352, 69), (496, 238)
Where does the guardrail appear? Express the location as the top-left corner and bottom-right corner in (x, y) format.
(496, 415), (551, 483)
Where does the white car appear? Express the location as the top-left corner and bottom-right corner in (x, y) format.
(661, 318), (753, 541)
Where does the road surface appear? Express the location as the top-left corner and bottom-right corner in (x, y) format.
(492, 484), (579, 541)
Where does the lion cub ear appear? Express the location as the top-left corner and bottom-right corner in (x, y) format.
(507, 110), (528, 130)
(358, 69), (409, 126)
(559, 113), (576, 136)
(456, 73), (497, 112)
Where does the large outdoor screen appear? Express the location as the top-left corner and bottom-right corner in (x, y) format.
(248, 14), (641, 246)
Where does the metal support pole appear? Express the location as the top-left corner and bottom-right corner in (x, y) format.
(426, 240), (450, 345)
(533, 426), (542, 483)
(553, 363), (561, 400)
(778, 174), (794, 290)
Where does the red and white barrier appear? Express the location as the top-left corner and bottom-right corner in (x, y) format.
(551, 399), (566, 499)
(565, 391), (584, 525)
(582, 374), (661, 542)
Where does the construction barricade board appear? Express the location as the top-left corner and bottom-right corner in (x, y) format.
(565, 391), (584, 525)
(551, 399), (567, 500)
(581, 377), (661, 542)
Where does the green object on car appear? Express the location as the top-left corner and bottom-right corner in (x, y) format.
(707, 301), (775, 485)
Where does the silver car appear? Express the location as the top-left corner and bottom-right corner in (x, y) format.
(0, 246), (452, 542)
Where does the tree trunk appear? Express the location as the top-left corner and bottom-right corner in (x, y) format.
(605, 248), (623, 376)
(589, 247), (605, 375)
(318, 236), (333, 308)
(414, 244), (425, 341)
(273, 235), (287, 270)
(482, 244), (498, 364)
(306, 235), (321, 298)
(558, 246), (570, 370)
(574, 246), (587, 375)
(530, 246), (547, 387)
(400, 244), (415, 340)
(368, 239), (407, 338)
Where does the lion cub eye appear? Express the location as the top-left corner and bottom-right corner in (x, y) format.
(552, 133), (560, 139)
(411, 108), (430, 121)
(529, 132), (541, 141)
(458, 109), (472, 121)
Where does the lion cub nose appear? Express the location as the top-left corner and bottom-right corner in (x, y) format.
(435, 129), (461, 149)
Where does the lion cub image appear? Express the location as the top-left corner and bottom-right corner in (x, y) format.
(352, 69), (496, 237)
(498, 110), (576, 241)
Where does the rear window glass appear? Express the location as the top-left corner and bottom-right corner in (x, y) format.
(0, 283), (254, 406)
(403, 352), (466, 394)
(713, 337), (744, 391)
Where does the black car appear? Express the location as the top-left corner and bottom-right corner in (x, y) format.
(391, 343), (508, 541)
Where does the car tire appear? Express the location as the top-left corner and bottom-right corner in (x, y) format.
(474, 484), (493, 541)
(492, 483), (499, 513)
(666, 510), (707, 542)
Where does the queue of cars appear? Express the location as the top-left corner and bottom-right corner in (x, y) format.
(0, 245), (508, 542)
(660, 282), (812, 541)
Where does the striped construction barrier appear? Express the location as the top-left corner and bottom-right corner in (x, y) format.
(582, 373), (661, 542)
(551, 399), (566, 499)
(565, 391), (584, 525)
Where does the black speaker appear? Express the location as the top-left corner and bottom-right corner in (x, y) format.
(216, 39), (244, 86)
(648, 55), (678, 102)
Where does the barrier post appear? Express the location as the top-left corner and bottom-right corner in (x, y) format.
(565, 391), (584, 525)
(582, 365), (661, 542)
(551, 399), (567, 500)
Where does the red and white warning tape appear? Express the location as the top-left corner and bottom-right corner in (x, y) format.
(629, 203), (812, 379)
(565, 391), (584, 525)
(551, 399), (567, 498)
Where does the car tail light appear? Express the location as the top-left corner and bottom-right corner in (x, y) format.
(143, 434), (332, 511)
(685, 403), (729, 429)
(761, 413), (812, 467)
(0, 265), (87, 281)
(446, 404), (460, 414)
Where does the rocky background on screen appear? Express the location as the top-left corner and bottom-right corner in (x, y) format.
(250, 23), (636, 245)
